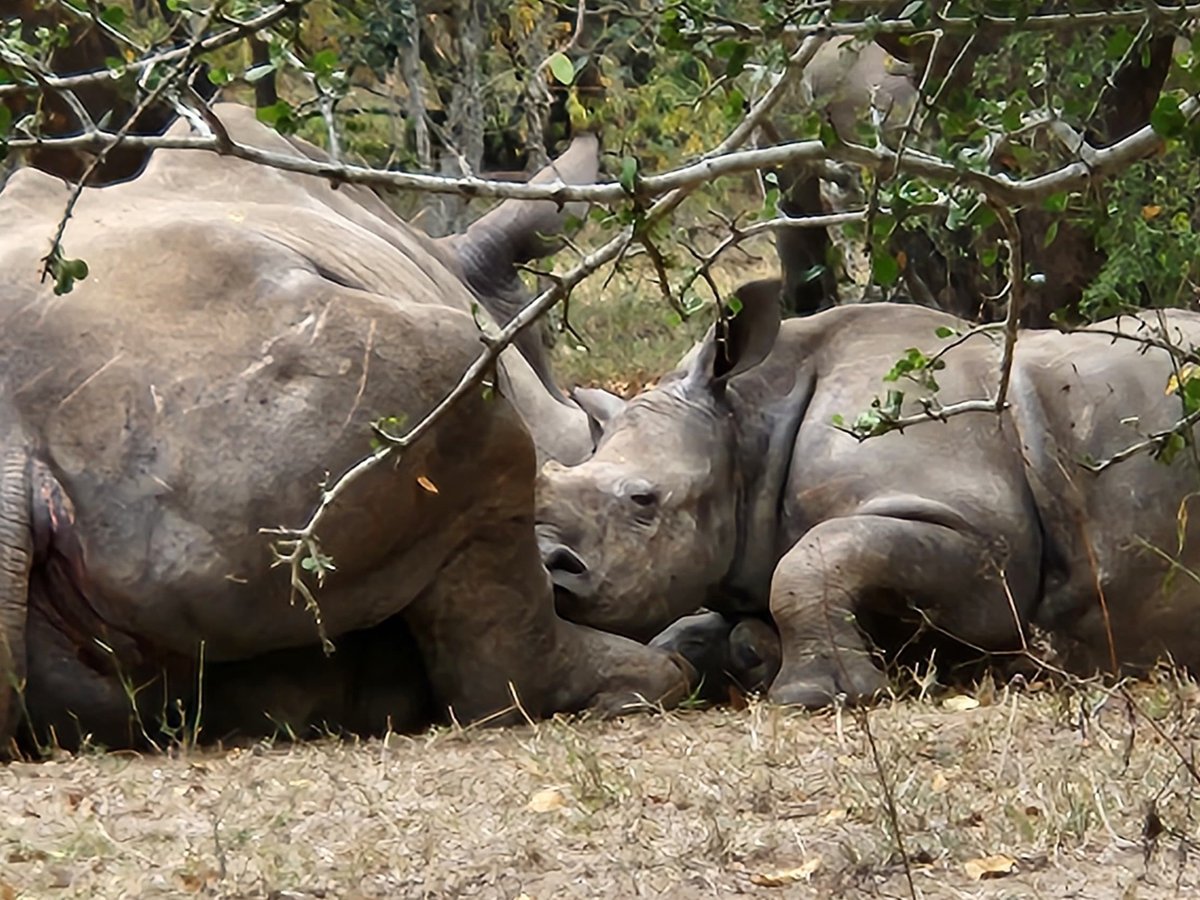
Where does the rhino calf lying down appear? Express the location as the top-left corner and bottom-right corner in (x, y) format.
(539, 281), (1200, 705)
(0, 103), (691, 754)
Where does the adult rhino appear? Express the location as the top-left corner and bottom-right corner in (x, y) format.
(538, 282), (1200, 706)
(0, 102), (689, 752)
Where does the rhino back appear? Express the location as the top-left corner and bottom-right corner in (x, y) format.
(0, 172), (534, 659)
(740, 306), (1037, 549)
(1010, 311), (1200, 669)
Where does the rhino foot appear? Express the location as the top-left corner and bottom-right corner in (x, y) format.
(558, 621), (694, 717)
(768, 655), (887, 708)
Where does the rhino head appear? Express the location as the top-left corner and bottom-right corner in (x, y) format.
(536, 280), (783, 641)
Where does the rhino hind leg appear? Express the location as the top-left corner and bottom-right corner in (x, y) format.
(0, 442), (31, 752)
(768, 515), (1037, 708)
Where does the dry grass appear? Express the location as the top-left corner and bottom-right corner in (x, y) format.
(548, 218), (779, 396)
(3, 675), (1199, 899)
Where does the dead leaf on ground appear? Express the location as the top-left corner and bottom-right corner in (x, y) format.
(964, 854), (1017, 880)
(931, 770), (950, 793)
(417, 475), (439, 494)
(749, 858), (821, 886)
(0, 880), (15, 900)
(943, 695), (981, 712)
(527, 788), (567, 813)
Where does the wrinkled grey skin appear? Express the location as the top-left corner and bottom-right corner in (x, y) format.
(0, 103), (689, 753)
(539, 282), (1200, 706)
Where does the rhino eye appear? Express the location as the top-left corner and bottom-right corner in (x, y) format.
(630, 490), (659, 508)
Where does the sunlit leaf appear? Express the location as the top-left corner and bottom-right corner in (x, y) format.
(964, 854), (1016, 880)
(527, 788), (568, 812)
(750, 859), (821, 886)
(547, 52), (575, 85)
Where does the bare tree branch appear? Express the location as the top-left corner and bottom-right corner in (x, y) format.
(0, 0), (311, 99)
(700, 4), (1200, 38)
(13, 90), (1197, 207)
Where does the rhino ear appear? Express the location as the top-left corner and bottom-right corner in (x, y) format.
(686, 279), (783, 393)
(572, 386), (627, 443)
(446, 133), (600, 278)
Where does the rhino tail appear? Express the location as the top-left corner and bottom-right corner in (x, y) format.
(0, 437), (31, 753)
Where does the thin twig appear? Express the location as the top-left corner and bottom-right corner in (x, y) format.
(38, 3), (219, 284)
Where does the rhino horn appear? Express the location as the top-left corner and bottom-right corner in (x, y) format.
(571, 386), (627, 441)
(443, 133), (600, 279)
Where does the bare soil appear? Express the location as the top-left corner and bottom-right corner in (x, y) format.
(2, 676), (1198, 899)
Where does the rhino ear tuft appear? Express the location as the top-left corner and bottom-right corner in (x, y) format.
(686, 279), (782, 393)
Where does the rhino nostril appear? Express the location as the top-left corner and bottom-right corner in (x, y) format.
(545, 545), (588, 576)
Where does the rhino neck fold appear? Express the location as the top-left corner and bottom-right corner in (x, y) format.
(717, 361), (817, 612)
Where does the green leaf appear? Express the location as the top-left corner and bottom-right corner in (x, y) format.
(1105, 27), (1134, 61)
(713, 39), (751, 78)
(100, 4), (125, 26)
(255, 100), (296, 135)
(1159, 431), (1187, 465)
(726, 295), (744, 316)
(547, 52), (575, 86)
(1042, 220), (1059, 248)
(935, 326), (956, 339)
(618, 156), (638, 195)
(1043, 192), (1070, 213)
(311, 49), (339, 78)
(206, 66), (231, 86)
(49, 252), (89, 296)
(872, 250), (901, 287)
(1151, 95), (1186, 139)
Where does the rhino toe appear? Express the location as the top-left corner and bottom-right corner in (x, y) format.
(769, 658), (887, 709)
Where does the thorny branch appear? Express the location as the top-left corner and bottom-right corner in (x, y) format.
(699, 3), (1200, 38)
(836, 197), (1027, 440)
(10, 89), (1196, 210)
(0, 0), (312, 99)
(259, 28), (835, 635)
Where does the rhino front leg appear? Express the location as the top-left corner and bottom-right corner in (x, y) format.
(768, 515), (1036, 708)
(403, 516), (690, 725)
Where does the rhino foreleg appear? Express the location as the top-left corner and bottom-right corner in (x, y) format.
(768, 515), (1037, 707)
(403, 516), (690, 724)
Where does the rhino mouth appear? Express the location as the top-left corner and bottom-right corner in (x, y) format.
(552, 582), (586, 620)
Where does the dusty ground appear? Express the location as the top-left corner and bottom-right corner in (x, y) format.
(2, 675), (1198, 899)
